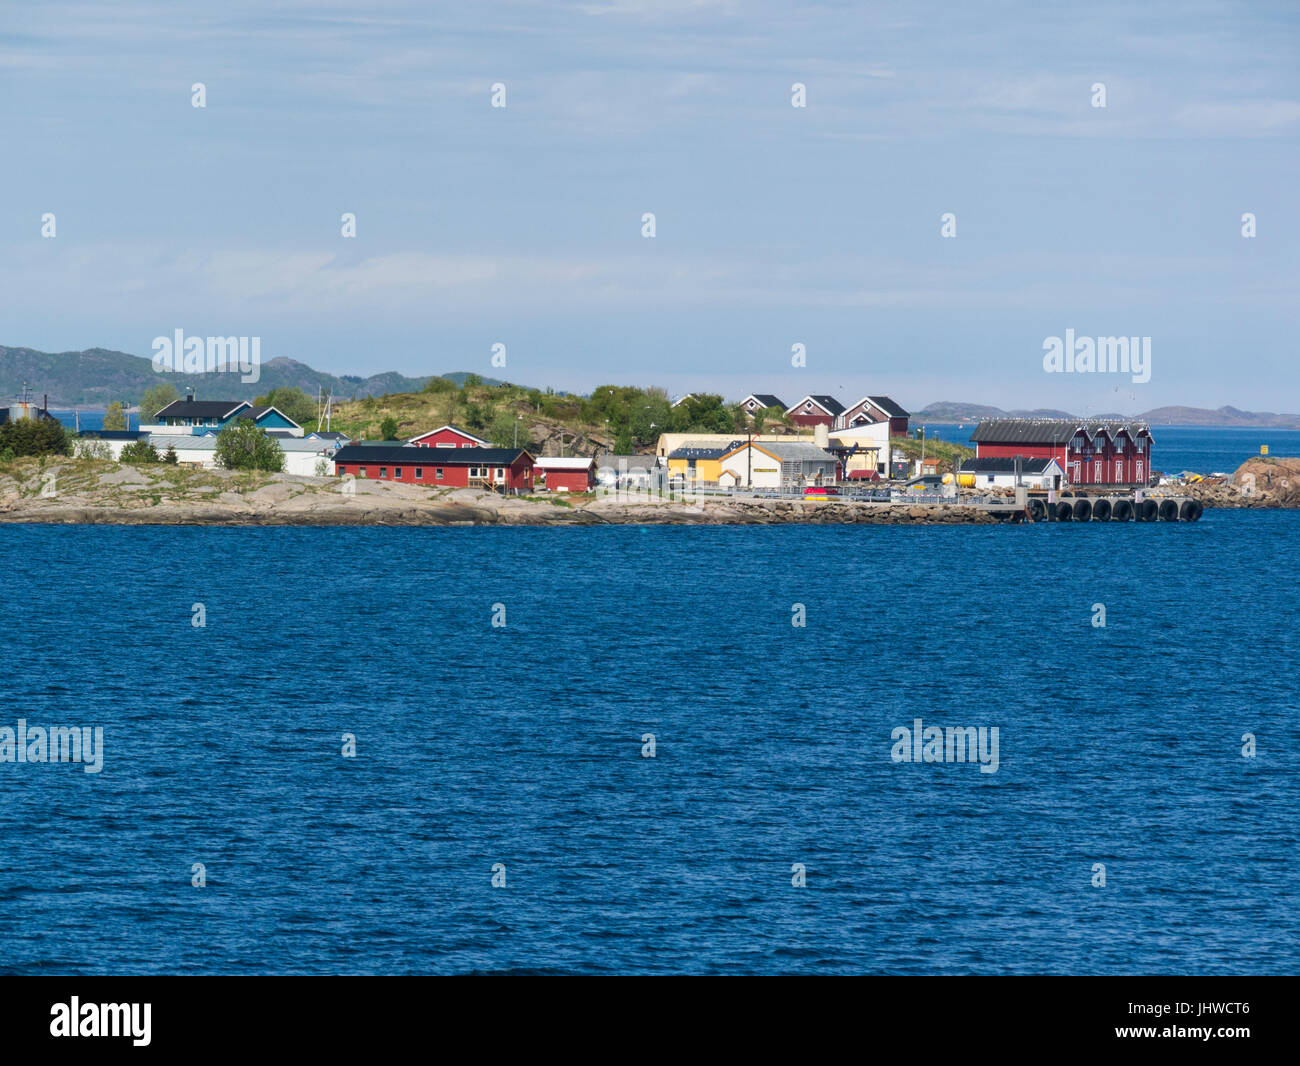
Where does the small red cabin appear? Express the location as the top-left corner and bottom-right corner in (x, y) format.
(533, 456), (596, 492)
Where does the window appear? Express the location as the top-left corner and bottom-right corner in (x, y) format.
(495, 467), (504, 479)
(359, 467), (368, 478)
(436, 468), (444, 480)
(415, 468), (423, 479)
(379, 467), (387, 478)
(394, 467), (403, 478)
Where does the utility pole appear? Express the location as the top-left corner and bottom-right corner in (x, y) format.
(747, 425), (753, 489)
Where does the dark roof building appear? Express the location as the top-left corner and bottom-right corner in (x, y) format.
(867, 395), (908, 419)
(740, 393), (786, 413)
(969, 418), (1152, 445)
(786, 394), (845, 426)
(969, 418), (1153, 487)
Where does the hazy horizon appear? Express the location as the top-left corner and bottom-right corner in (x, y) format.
(3, 1), (1296, 410)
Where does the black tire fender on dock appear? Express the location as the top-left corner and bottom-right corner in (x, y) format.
(1092, 498), (1112, 521)
(1072, 498), (1093, 522)
(1137, 499), (1159, 522)
(1179, 499), (1204, 522)
(1111, 499), (1133, 521)
(1027, 497), (1047, 521)
(1055, 501), (1074, 521)
(1159, 499), (1180, 521)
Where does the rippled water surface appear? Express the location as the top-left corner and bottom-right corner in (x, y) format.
(0, 516), (1296, 974)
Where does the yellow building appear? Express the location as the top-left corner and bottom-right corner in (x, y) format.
(665, 441), (728, 483)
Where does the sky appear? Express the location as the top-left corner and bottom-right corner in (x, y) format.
(1, 0), (1297, 413)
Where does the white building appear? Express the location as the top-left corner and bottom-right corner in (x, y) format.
(717, 440), (838, 489)
(77, 433), (339, 476)
(595, 454), (660, 489)
(828, 421), (891, 477)
(959, 456), (1065, 490)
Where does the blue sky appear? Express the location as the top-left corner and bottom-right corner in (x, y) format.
(2, 0), (1297, 412)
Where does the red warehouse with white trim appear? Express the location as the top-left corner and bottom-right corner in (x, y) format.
(969, 419), (1153, 486)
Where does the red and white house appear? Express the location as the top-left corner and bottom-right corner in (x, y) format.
(533, 456), (596, 492)
(969, 419), (1153, 486)
(332, 444), (534, 490)
(834, 396), (909, 436)
(785, 395), (845, 428)
(407, 424), (491, 448)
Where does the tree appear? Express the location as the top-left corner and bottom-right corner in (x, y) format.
(614, 427), (635, 454)
(487, 411), (520, 448)
(422, 375), (457, 394)
(103, 402), (128, 431)
(255, 386), (316, 429)
(163, 444), (178, 465)
(0, 417), (72, 458)
(120, 439), (161, 464)
(463, 373), (483, 389)
(380, 416), (400, 440)
(214, 419), (285, 472)
(140, 382), (179, 424)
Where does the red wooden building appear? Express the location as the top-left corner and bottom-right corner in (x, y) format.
(834, 395), (909, 436)
(969, 419), (1153, 486)
(533, 456), (596, 492)
(407, 424), (490, 448)
(333, 445), (534, 491)
(785, 394), (845, 428)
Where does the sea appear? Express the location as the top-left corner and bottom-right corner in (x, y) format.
(0, 517), (1296, 975)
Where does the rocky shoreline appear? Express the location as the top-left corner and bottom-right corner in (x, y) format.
(0, 457), (1296, 527)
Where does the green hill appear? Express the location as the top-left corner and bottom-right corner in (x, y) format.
(0, 344), (457, 407)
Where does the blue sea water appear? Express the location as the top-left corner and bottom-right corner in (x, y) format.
(1, 518), (1296, 975)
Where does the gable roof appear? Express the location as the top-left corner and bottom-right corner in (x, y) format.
(742, 393), (785, 410)
(408, 424), (490, 446)
(668, 445), (730, 460)
(153, 400), (249, 421)
(534, 456), (596, 469)
(959, 456), (1064, 474)
(787, 394), (845, 416)
(720, 440), (835, 463)
(333, 444), (531, 466)
(601, 454), (658, 470)
(970, 418), (1151, 444)
(867, 395), (908, 418)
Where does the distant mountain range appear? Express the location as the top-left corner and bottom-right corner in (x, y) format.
(0, 344), (503, 407)
(4, 345), (1298, 428)
(917, 401), (1300, 430)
